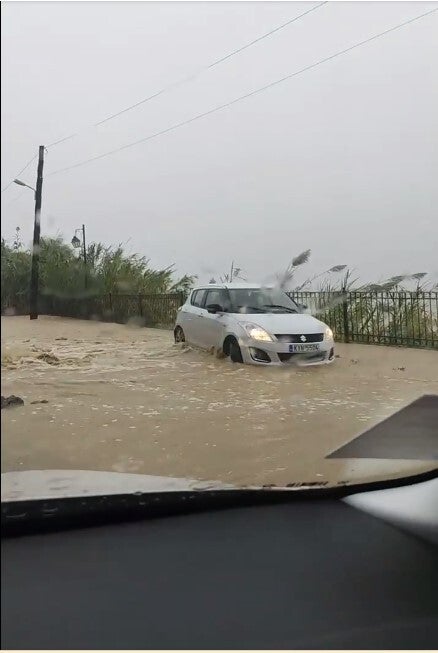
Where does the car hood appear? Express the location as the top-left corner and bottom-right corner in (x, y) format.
(2, 470), (437, 548)
(1, 470), (235, 501)
(233, 312), (327, 334)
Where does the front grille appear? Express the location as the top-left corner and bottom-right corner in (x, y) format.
(278, 352), (326, 363)
(275, 333), (324, 343)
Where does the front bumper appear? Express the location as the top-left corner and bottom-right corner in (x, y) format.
(241, 338), (335, 366)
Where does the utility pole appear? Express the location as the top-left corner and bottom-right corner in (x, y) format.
(29, 145), (45, 320)
(82, 224), (88, 289)
(72, 225), (88, 289)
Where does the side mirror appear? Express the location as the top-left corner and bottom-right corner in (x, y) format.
(207, 304), (223, 314)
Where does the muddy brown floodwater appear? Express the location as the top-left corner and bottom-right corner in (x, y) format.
(1, 315), (437, 487)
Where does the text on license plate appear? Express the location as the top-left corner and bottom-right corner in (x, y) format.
(289, 343), (319, 353)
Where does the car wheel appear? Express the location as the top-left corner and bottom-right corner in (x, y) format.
(174, 326), (185, 343)
(229, 338), (243, 363)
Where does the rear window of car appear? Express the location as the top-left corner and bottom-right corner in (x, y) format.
(190, 289), (207, 307)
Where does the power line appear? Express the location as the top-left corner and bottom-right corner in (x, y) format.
(47, 6), (437, 179)
(1, 154), (37, 193)
(207, 1), (327, 68)
(95, 1), (328, 126)
(43, 2), (327, 145)
(46, 133), (78, 148)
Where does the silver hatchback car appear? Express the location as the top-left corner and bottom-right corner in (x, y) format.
(174, 283), (335, 366)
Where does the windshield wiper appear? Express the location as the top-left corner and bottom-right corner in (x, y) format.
(236, 306), (267, 313)
(263, 304), (297, 313)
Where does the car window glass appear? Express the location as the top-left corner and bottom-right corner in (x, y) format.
(205, 290), (229, 310)
(191, 289), (207, 307)
(227, 289), (299, 312)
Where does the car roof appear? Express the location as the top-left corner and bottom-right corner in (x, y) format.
(192, 282), (267, 291)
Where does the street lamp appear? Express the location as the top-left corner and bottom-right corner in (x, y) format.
(13, 178), (36, 194)
(71, 225), (88, 289)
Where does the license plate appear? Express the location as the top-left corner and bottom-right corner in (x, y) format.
(289, 343), (319, 353)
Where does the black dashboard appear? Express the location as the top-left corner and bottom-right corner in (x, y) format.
(2, 476), (438, 650)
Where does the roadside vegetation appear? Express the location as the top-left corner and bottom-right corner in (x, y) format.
(1, 234), (436, 346)
(1, 229), (196, 312)
(279, 250), (437, 348)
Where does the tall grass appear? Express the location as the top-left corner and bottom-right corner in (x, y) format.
(281, 251), (437, 348)
(1, 235), (196, 312)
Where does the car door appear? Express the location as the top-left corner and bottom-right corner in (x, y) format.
(197, 289), (230, 349)
(181, 289), (208, 347)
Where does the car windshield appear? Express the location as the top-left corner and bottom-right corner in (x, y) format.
(1, 1), (437, 505)
(227, 289), (300, 314)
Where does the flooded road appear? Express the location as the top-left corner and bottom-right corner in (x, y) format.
(2, 316), (437, 487)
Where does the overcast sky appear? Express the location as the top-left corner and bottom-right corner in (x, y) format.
(2, 0), (438, 285)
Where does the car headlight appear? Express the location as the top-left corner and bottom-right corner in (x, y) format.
(325, 327), (334, 341)
(242, 323), (275, 342)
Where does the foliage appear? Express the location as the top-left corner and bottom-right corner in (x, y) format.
(1, 238), (32, 308)
(276, 249), (311, 289)
(1, 235), (196, 311)
(282, 251), (437, 349)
